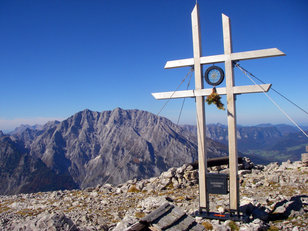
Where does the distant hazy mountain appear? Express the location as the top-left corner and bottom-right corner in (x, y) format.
(9, 124), (44, 135)
(0, 136), (77, 195)
(181, 123), (308, 164)
(9, 121), (62, 136)
(10, 121), (60, 149)
(184, 123), (287, 148)
(4, 108), (228, 193)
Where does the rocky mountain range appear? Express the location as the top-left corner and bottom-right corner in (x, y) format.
(1, 108), (306, 195)
(0, 108), (228, 195)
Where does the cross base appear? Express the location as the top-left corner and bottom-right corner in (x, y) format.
(195, 210), (249, 222)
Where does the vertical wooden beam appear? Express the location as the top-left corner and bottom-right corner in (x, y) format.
(191, 4), (208, 210)
(222, 14), (239, 212)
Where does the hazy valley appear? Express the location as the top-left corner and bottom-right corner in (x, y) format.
(182, 123), (308, 164)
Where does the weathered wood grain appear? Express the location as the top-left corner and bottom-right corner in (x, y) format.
(141, 203), (174, 224)
(126, 222), (147, 231)
(152, 206), (186, 230)
(167, 215), (195, 231)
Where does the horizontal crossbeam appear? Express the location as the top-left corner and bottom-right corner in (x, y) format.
(164, 48), (285, 69)
(152, 84), (271, 100)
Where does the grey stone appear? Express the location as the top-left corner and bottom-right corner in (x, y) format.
(238, 170), (252, 176)
(301, 153), (308, 166)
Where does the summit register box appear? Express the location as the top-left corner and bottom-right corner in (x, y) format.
(206, 173), (229, 194)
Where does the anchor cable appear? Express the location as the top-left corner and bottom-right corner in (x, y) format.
(235, 63), (308, 116)
(177, 71), (193, 125)
(235, 63), (308, 138)
(156, 68), (194, 117)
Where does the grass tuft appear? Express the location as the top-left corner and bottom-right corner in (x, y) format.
(135, 211), (145, 218)
(267, 225), (279, 231)
(228, 220), (239, 231)
(127, 185), (141, 193)
(202, 221), (213, 230)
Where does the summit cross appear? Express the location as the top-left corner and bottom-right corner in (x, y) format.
(152, 4), (285, 213)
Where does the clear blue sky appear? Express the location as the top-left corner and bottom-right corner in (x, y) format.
(1, 0), (308, 132)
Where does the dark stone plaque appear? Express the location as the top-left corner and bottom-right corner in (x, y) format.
(207, 173), (228, 194)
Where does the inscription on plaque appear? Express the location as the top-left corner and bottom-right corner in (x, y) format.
(207, 173), (228, 195)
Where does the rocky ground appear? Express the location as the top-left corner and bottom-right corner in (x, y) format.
(0, 158), (307, 231)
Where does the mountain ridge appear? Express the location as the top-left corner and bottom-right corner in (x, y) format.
(1, 108), (228, 194)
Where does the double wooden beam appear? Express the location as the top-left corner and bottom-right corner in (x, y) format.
(152, 84), (272, 100)
(164, 48), (285, 69)
(152, 3), (285, 213)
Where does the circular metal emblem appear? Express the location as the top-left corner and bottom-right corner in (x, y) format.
(204, 66), (225, 86)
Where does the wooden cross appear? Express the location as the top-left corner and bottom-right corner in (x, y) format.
(152, 4), (285, 213)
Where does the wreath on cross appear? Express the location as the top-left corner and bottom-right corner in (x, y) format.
(206, 87), (225, 110)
